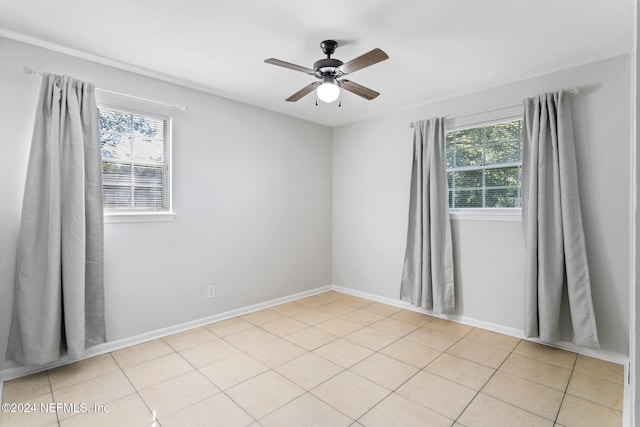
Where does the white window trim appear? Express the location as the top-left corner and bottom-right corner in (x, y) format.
(445, 106), (524, 214)
(445, 104), (523, 131)
(105, 212), (176, 224)
(449, 208), (522, 222)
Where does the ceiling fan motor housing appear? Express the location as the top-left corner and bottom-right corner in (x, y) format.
(313, 58), (344, 79)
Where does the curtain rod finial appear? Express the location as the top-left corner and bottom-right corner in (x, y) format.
(23, 67), (42, 77)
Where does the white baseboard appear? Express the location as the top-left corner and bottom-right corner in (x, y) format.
(1, 283), (627, 383)
(331, 285), (629, 366)
(0, 285), (332, 382)
(624, 365), (632, 427)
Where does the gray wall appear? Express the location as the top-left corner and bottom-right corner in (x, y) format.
(0, 36), (631, 373)
(332, 55), (632, 357)
(0, 37), (333, 371)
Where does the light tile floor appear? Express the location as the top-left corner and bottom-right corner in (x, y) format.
(0, 291), (624, 427)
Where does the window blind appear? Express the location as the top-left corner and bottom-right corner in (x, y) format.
(99, 106), (172, 212)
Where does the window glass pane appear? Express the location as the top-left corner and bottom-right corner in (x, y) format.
(446, 128), (484, 168)
(132, 114), (162, 138)
(485, 167), (520, 187)
(454, 170), (482, 188)
(103, 186), (132, 208)
(486, 188), (520, 208)
(453, 144), (484, 168)
(133, 165), (163, 208)
(485, 141), (520, 165)
(102, 162), (132, 184)
(131, 134), (164, 165)
(446, 135), (455, 168)
(451, 127), (484, 145)
(133, 189), (163, 208)
(100, 108), (132, 134)
(484, 120), (522, 143)
(101, 135), (133, 163)
(100, 110), (130, 159)
(453, 189), (483, 208)
(102, 162), (132, 208)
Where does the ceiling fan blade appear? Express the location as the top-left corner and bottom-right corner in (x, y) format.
(337, 48), (389, 75)
(339, 80), (380, 100)
(265, 58), (316, 75)
(286, 82), (321, 102)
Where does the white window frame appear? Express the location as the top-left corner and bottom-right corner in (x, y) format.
(98, 104), (176, 223)
(445, 105), (524, 222)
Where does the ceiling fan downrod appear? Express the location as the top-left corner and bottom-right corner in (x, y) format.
(313, 40), (344, 79)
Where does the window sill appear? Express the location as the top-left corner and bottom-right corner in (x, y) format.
(104, 212), (177, 224)
(450, 208), (522, 222)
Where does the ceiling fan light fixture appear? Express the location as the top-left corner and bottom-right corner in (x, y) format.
(317, 78), (340, 103)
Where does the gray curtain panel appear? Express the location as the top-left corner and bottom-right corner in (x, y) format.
(6, 73), (106, 365)
(401, 118), (455, 313)
(522, 91), (599, 347)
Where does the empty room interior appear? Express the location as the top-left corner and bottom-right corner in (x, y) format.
(0, 1), (638, 426)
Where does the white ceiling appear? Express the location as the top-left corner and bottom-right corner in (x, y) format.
(0, 0), (633, 127)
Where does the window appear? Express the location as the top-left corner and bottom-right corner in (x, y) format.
(446, 118), (523, 209)
(98, 106), (172, 216)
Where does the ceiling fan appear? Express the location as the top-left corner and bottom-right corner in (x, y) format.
(264, 40), (389, 104)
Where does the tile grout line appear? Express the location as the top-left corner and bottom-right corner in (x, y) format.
(351, 323), (493, 425)
(245, 295), (357, 423)
(552, 354), (579, 426)
(279, 301), (473, 425)
(420, 327), (480, 425)
(45, 370), (61, 427)
(185, 297), (352, 424)
(140, 336), (272, 425)
(351, 342), (438, 424)
(49, 353), (126, 426)
(113, 343), (204, 427)
(303, 299), (399, 425)
(341, 306), (450, 424)
(556, 356), (625, 415)
(286, 296), (400, 424)
(451, 332), (520, 426)
(462, 340), (584, 425)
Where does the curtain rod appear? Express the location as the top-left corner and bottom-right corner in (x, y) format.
(408, 87), (579, 128)
(23, 67), (188, 112)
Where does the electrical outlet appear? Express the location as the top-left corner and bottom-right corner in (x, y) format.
(207, 285), (215, 298)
